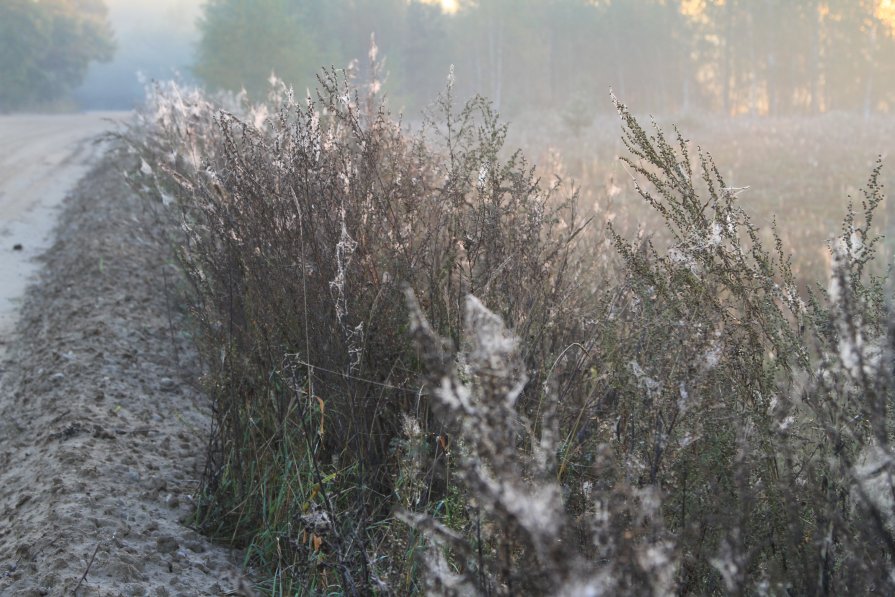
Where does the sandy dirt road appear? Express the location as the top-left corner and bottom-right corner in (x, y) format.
(0, 119), (249, 595)
(0, 113), (124, 351)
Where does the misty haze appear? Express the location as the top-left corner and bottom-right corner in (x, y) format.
(1, 1), (895, 595)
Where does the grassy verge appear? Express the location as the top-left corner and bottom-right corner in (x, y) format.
(126, 69), (895, 595)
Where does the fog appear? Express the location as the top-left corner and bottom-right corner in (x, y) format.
(3, 3), (895, 595)
(44, 0), (892, 269)
(6, 1), (895, 118)
(74, 0), (204, 110)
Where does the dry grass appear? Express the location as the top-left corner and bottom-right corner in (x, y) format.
(509, 109), (895, 286)
(126, 68), (895, 595)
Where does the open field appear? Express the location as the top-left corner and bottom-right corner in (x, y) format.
(510, 111), (895, 285)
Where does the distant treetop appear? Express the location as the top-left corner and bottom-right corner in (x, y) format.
(0, 0), (115, 112)
(192, 0), (895, 118)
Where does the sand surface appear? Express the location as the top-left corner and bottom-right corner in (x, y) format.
(0, 119), (251, 595)
(0, 113), (124, 352)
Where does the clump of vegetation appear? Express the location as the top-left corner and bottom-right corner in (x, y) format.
(127, 64), (894, 595)
(128, 62), (587, 593)
(596, 99), (894, 594)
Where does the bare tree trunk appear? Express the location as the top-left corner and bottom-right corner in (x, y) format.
(722, 1), (733, 115)
(864, 72), (875, 121)
(487, 14), (504, 111)
(610, 9), (627, 101)
(748, 8), (758, 117)
(864, 24), (878, 121)
(810, 0), (822, 113)
(495, 19), (503, 111)
(548, 23), (557, 106)
(763, 0), (781, 115)
(474, 23), (484, 97)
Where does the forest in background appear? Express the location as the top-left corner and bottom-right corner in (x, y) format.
(4, 0), (895, 118)
(73, 0), (202, 110)
(195, 0), (895, 117)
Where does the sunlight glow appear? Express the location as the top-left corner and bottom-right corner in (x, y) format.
(419, 0), (460, 14)
(878, 0), (895, 35)
(679, 0), (706, 19)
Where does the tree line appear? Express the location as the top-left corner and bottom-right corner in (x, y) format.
(0, 0), (114, 111)
(2, 1), (892, 116)
(195, 0), (895, 117)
